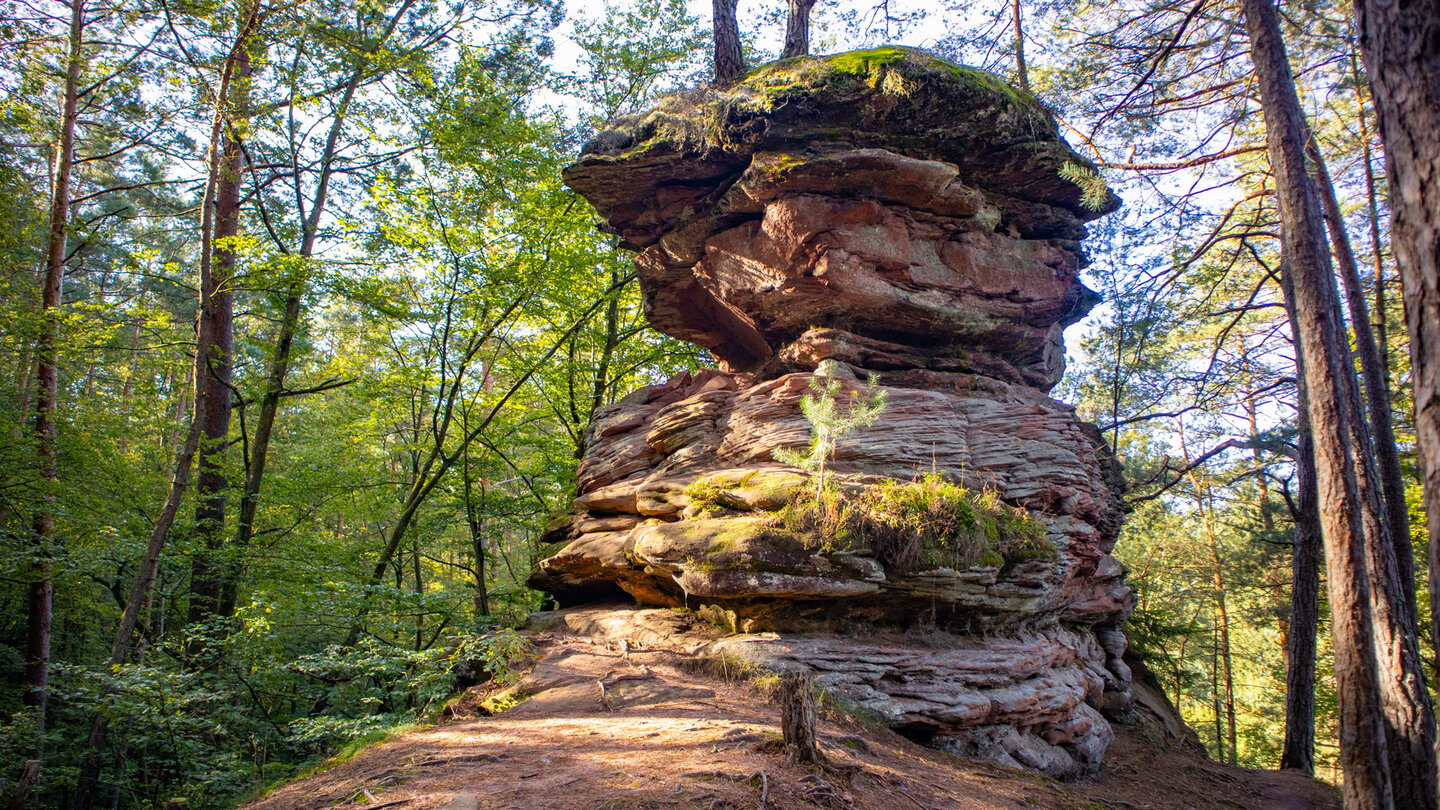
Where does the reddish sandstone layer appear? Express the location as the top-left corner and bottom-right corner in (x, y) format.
(531, 48), (1133, 778)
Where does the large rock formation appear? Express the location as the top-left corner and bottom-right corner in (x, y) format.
(530, 47), (1135, 779)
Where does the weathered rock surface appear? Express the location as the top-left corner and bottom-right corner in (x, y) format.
(563, 47), (1117, 382)
(531, 47), (1134, 779)
(530, 605), (1126, 780)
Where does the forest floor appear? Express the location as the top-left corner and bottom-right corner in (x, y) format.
(243, 630), (1340, 810)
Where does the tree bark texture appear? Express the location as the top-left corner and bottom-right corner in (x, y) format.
(25, 0), (84, 749)
(713, 0), (744, 85)
(1281, 408), (1321, 773)
(1011, 0), (1029, 91)
(1309, 136), (1416, 617)
(190, 23), (252, 633)
(778, 671), (822, 765)
(1243, 0), (1396, 805)
(1355, 0), (1440, 745)
(781, 0), (816, 59)
(1307, 136), (1436, 810)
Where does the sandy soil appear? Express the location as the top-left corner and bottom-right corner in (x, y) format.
(243, 634), (1340, 810)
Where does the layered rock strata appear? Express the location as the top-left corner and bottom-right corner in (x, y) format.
(530, 48), (1135, 778)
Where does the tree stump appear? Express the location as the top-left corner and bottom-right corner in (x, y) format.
(778, 670), (824, 765)
(8, 760), (39, 810)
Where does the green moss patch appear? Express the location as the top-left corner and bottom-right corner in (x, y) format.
(770, 473), (1053, 572)
(826, 46), (913, 76)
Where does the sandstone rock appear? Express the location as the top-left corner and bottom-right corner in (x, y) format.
(564, 47), (1115, 378)
(530, 47), (1134, 780)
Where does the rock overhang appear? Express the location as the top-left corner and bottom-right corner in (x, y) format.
(563, 47), (1119, 379)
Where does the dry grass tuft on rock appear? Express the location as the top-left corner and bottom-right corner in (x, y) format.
(768, 472), (1053, 573)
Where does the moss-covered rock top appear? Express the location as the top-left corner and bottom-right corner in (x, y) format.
(566, 46), (1118, 241)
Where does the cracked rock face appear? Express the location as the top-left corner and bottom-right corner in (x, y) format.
(530, 48), (1134, 779)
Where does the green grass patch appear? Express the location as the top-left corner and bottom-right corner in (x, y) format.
(771, 473), (1054, 572)
(684, 476), (728, 516)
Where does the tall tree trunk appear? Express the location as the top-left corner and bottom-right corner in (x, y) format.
(1011, 0), (1029, 91)
(14, 343), (33, 433)
(1241, 359), (1275, 533)
(189, 19), (252, 638)
(1346, 24), (1394, 390)
(462, 444), (489, 619)
(1184, 447), (1237, 765)
(589, 269), (622, 419)
(224, 287), (300, 618)
(1242, 0), (1396, 804)
(1281, 407), (1321, 773)
(1354, 0), (1440, 750)
(1304, 135), (1437, 806)
(1308, 135), (1415, 615)
(781, 0), (816, 59)
(71, 5), (260, 800)
(713, 0), (744, 85)
(23, 0), (84, 772)
(412, 534), (423, 651)
(1210, 627), (1224, 761)
(72, 396), (207, 810)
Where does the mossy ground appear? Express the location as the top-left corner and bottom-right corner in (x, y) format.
(738, 46), (1048, 118)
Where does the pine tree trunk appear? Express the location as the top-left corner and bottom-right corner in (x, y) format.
(1011, 0), (1029, 91)
(781, 0), (815, 59)
(1307, 131), (1437, 809)
(713, 0), (744, 85)
(1242, 0), (1395, 804)
(1354, 0), (1440, 774)
(1281, 407), (1320, 773)
(191, 32), (252, 630)
(1346, 24), (1394, 401)
(72, 5), (261, 800)
(25, 0), (84, 762)
(1308, 135), (1415, 614)
(1189, 461), (1238, 765)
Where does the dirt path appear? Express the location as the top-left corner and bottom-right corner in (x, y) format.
(243, 635), (1340, 810)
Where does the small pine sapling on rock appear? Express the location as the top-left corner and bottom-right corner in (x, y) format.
(773, 360), (887, 502)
